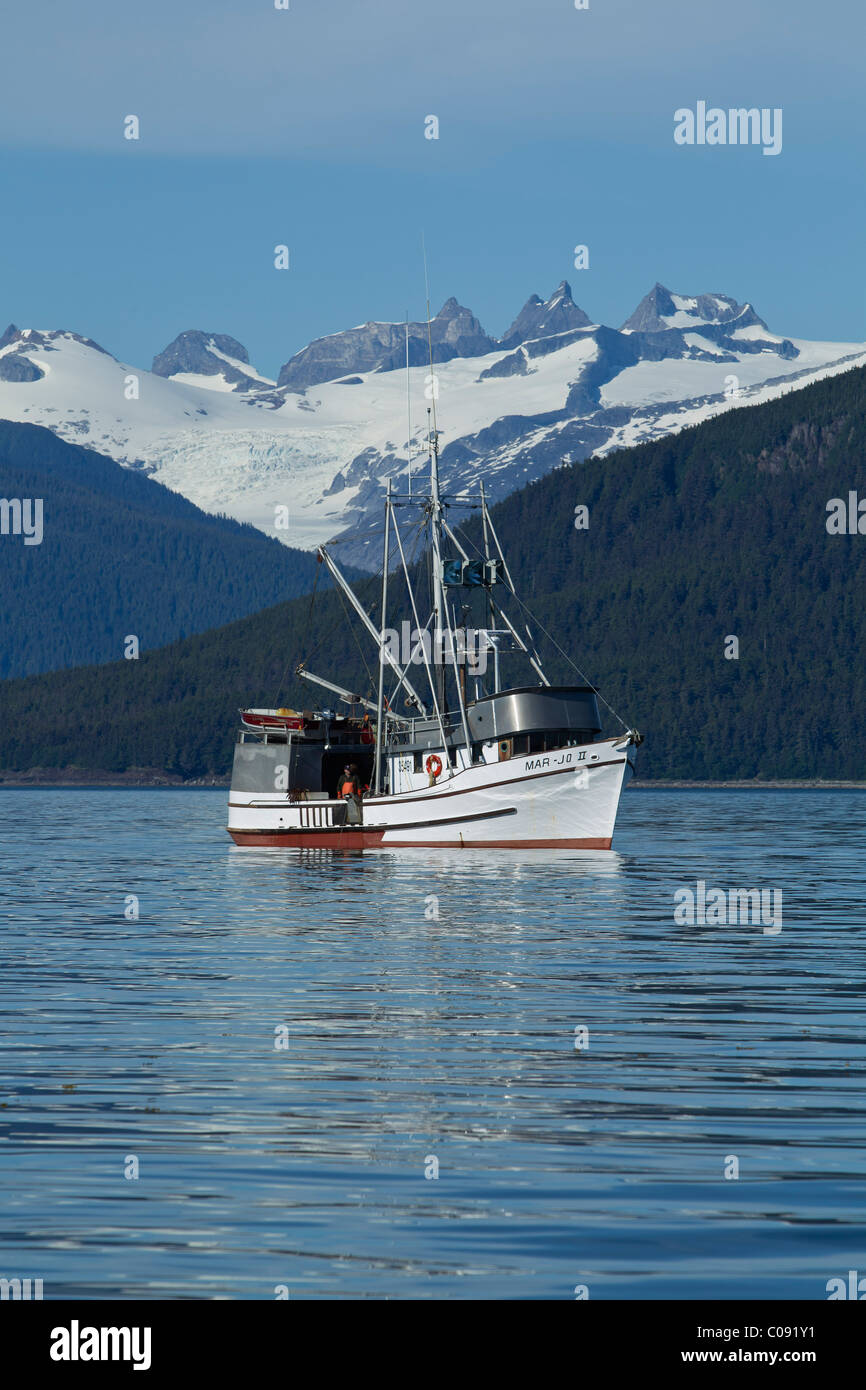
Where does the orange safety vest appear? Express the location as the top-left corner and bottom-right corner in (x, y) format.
(340, 778), (358, 798)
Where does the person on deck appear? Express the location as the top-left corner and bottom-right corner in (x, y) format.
(339, 764), (363, 825)
(339, 765), (362, 799)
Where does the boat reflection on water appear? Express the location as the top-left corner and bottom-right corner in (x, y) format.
(223, 844), (630, 939)
(228, 844), (626, 875)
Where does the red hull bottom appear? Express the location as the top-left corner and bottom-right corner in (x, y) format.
(228, 829), (612, 850)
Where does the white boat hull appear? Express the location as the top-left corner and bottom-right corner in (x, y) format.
(228, 735), (635, 848)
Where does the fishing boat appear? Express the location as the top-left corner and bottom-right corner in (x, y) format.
(227, 320), (642, 849)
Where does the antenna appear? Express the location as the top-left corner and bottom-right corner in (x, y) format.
(422, 233), (446, 713)
(405, 313), (412, 498)
(419, 238), (471, 753)
(422, 229), (431, 307)
(421, 232), (439, 451)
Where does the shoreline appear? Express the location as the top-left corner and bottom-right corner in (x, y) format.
(0, 771), (864, 790)
(629, 780), (866, 789)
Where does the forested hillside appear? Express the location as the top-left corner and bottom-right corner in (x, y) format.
(0, 420), (328, 678)
(1, 366), (865, 780)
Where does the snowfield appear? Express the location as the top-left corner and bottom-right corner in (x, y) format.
(2, 296), (864, 564)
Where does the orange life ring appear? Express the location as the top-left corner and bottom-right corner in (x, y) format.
(425, 754), (443, 779)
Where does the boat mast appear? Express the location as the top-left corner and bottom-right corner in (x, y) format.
(389, 505), (452, 759)
(424, 280), (473, 758)
(426, 410), (447, 714)
(423, 262), (448, 717)
(479, 480), (499, 693)
(373, 478), (391, 795)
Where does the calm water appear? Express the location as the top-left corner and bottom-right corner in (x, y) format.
(0, 787), (864, 1300)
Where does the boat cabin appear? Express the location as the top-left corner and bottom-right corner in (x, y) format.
(233, 685), (602, 800)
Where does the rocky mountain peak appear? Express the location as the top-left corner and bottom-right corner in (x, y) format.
(277, 300), (496, 391)
(0, 325), (111, 378)
(500, 280), (592, 349)
(152, 330), (252, 379)
(622, 284), (769, 334)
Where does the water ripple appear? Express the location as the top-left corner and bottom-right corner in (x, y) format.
(0, 788), (864, 1298)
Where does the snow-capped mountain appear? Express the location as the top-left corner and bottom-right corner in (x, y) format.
(1, 282), (864, 568)
(152, 330), (276, 393)
(276, 297), (497, 390)
(500, 281), (593, 348)
(621, 283), (773, 335)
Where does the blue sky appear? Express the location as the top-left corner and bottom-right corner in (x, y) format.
(0, 0), (862, 376)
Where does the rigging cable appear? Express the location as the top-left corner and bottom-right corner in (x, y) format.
(332, 578), (378, 705)
(272, 552), (322, 708)
(450, 519), (630, 732)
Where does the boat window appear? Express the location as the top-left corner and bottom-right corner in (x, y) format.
(498, 730), (597, 755)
